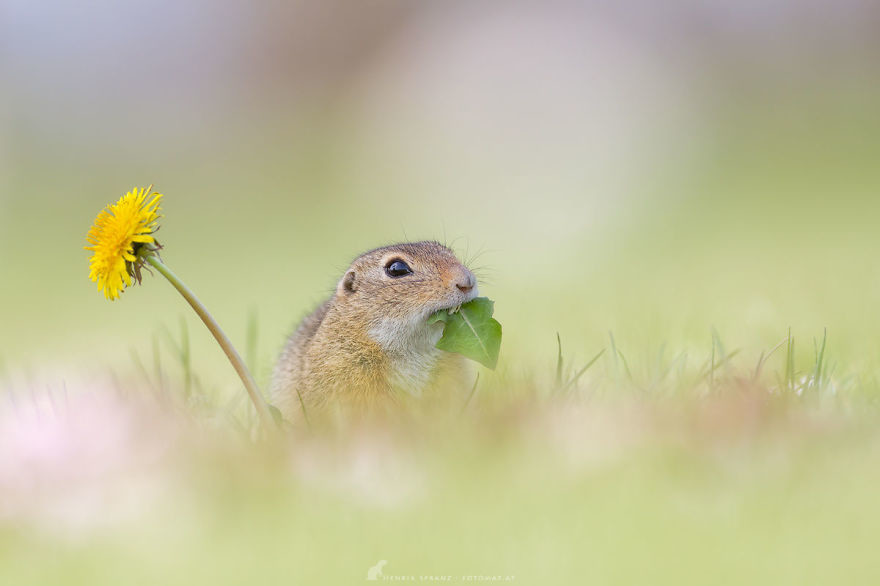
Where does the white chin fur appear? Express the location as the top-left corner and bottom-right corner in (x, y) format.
(368, 317), (445, 397)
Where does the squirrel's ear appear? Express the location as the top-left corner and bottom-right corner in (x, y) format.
(338, 270), (357, 295)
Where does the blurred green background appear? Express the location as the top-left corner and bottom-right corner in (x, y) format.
(3, 1), (880, 584)
(2, 1), (880, 385)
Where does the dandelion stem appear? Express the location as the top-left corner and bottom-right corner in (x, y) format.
(145, 255), (275, 430)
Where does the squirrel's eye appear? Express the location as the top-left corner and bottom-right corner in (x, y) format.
(385, 259), (413, 278)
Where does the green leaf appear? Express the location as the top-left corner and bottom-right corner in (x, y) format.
(428, 297), (502, 369)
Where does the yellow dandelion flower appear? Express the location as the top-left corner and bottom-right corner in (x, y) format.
(85, 186), (162, 300)
(83, 184), (275, 429)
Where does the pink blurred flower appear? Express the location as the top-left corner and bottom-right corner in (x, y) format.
(0, 385), (181, 536)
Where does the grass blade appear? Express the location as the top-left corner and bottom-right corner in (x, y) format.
(555, 333), (563, 387)
(461, 373), (481, 414)
(561, 349), (606, 394)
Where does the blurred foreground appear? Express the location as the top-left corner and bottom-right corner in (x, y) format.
(2, 364), (880, 585)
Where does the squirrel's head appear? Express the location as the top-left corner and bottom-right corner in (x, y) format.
(334, 241), (478, 352)
(336, 241), (477, 314)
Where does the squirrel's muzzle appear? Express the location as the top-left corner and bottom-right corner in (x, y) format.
(453, 267), (477, 295)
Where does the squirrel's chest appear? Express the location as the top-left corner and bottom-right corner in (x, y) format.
(368, 318), (445, 397)
(387, 347), (443, 397)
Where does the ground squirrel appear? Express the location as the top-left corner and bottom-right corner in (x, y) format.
(270, 241), (478, 420)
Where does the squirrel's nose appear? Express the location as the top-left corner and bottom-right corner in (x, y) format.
(455, 269), (477, 294)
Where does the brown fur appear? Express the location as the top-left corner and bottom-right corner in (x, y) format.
(270, 241), (478, 422)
